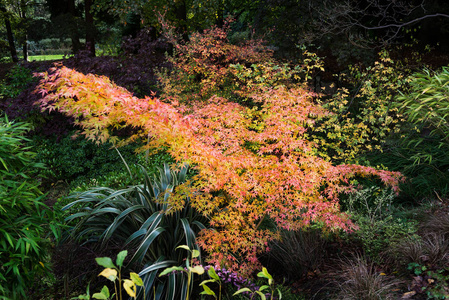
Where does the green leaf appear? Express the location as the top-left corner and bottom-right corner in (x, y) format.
(207, 267), (220, 281)
(130, 272), (143, 286)
(199, 279), (216, 286)
(176, 245), (191, 252)
(95, 257), (116, 269)
(116, 250), (128, 268)
(277, 288), (282, 299)
(159, 266), (185, 277)
(233, 287), (253, 296)
(257, 267), (272, 279)
(101, 285), (110, 298)
(192, 249), (200, 258)
(92, 293), (107, 299)
(255, 291), (267, 300)
(200, 284), (216, 298)
(259, 285), (269, 292)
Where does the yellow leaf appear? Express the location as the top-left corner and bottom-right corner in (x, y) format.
(123, 279), (136, 297)
(189, 265), (205, 275)
(98, 268), (117, 281)
(401, 291), (416, 299)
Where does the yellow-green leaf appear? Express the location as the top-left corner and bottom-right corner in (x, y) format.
(200, 284), (216, 297)
(192, 249), (200, 258)
(98, 268), (117, 281)
(130, 272), (143, 286)
(176, 245), (190, 252)
(190, 265), (205, 275)
(123, 279), (136, 297)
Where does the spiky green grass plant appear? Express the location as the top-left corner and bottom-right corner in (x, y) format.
(62, 163), (207, 299)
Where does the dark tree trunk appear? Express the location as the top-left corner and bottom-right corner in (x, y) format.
(22, 38), (27, 61)
(85, 0), (95, 56)
(0, 6), (18, 62)
(175, 0), (189, 40)
(216, 0), (224, 28)
(68, 0), (81, 53)
(20, 0), (27, 61)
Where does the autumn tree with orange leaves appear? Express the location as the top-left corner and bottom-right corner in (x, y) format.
(35, 25), (403, 275)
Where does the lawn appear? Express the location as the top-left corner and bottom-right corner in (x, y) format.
(28, 54), (71, 61)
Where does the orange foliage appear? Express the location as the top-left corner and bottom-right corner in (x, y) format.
(36, 66), (403, 275)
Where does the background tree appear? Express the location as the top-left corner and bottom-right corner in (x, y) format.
(236, 0), (449, 60)
(94, 0), (236, 36)
(46, 0), (82, 53)
(1, 0), (50, 60)
(308, 0), (449, 48)
(0, 2), (18, 62)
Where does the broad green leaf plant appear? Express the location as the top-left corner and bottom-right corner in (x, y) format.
(74, 250), (145, 300)
(233, 267), (282, 300)
(199, 266), (222, 300)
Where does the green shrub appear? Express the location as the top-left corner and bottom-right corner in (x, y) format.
(62, 163), (207, 299)
(362, 132), (449, 200)
(311, 50), (408, 163)
(351, 214), (418, 261)
(0, 116), (60, 298)
(32, 134), (140, 187)
(0, 64), (36, 99)
(341, 187), (419, 260)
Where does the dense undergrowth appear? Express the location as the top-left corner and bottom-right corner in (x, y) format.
(1, 22), (449, 300)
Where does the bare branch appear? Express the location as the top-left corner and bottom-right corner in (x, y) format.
(305, 0), (449, 48)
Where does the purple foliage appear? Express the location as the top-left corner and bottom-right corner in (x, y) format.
(63, 28), (170, 97)
(0, 61), (75, 138)
(204, 265), (274, 298)
(2, 28), (171, 138)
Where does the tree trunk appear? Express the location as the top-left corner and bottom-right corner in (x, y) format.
(22, 37), (27, 61)
(68, 0), (81, 53)
(20, 0), (27, 61)
(175, 0), (189, 40)
(0, 6), (18, 62)
(85, 0), (95, 56)
(216, 0), (224, 28)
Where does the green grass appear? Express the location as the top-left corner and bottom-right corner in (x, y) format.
(1, 54), (71, 63)
(27, 54), (71, 61)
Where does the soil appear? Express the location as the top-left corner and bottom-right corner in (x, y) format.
(0, 62), (15, 80)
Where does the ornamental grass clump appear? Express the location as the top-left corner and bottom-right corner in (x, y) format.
(337, 255), (399, 300)
(0, 116), (60, 298)
(62, 163), (207, 299)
